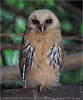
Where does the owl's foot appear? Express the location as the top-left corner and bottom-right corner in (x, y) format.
(39, 85), (52, 91)
(57, 83), (62, 86)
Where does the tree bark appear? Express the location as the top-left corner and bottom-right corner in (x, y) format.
(1, 85), (82, 100)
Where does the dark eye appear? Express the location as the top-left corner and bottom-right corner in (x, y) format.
(45, 19), (52, 24)
(32, 19), (40, 24)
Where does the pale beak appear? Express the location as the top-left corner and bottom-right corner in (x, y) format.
(41, 27), (44, 33)
(38, 24), (46, 33)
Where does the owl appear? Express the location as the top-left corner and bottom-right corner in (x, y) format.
(19, 9), (64, 92)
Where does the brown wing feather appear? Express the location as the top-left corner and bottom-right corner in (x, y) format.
(48, 43), (64, 82)
(19, 37), (35, 88)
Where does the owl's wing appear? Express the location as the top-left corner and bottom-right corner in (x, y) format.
(48, 44), (64, 82)
(19, 38), (35, 88)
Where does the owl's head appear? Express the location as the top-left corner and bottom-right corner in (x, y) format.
(27, 9), (60, 34)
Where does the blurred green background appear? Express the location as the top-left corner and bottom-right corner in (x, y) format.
(0, 0), (83, 85)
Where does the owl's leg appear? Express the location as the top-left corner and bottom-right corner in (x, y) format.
(32, 88), (39, 100)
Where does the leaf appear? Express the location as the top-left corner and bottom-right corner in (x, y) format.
(60, 69), (80, 84)
(3, 50), (19, 66)
(61, 20), (73, 32)
(38, 0), (45, 5)
(16, 1), (24, 10)
(62, 39), (74, 44)
(80, 23), (83, 34)
(10, 36), (22, 43)
(6, 0), (16, 6)
(0, 56), (3, 67)
(80, 68), (83, 81)
(0, 9), (14, 21)
(24, 5), (35, 15)
(47, 0), (55, 7)
(15, 17), (26, 33)
(60, 71), (72, 84)
(16, 80), (23, 86)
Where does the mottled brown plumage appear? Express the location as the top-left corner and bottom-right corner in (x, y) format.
(19, 9), (64, 91)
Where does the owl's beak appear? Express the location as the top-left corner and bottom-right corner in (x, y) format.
(38, 24), (46, 33)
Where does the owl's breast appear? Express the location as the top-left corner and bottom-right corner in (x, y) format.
(32, 38), (53, 62)
(25, 34), (61, 88)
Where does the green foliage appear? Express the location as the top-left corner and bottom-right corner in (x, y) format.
(16, 1), (24, 10)
(62, 39), (74, 44)
(6, 0), (16, 6)
(0, 56), (3, 67)
(80, 68), (83, 81)
(38, 0), (55, 9)
(60, 69), (81, 84)
(80, 23), (83, 34)
(24, 5), (35, 15)
(16, 80), (23, 86)
(38, 0), (45, 5)
(47, 0), (55, 7)
(0, 9), (14, 33)
(0, 9), (14, 21)
(10, 36), (22, 43)
(3, 50), (19, 66)
(15, 17), (26, 33)
(61, 20), (73, 32)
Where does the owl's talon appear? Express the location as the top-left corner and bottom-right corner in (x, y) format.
(39, 85), (52, 91)
(39, 85), (43, 91)
(47, 86), (52, 91)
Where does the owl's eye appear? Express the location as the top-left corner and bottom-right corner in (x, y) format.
(45, 19), (52, 24)
(32, 19), (40, 24)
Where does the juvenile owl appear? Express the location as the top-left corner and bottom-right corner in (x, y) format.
(19, 9), (64, 91)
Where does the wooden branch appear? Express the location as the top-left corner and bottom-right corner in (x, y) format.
(0, 52), (82, 83)
(64, 44), (82, 51)
(0, 43), (82, 51)
(1, 85), (82, 100)
(63, 52), (82, 71)
(63, 36), (83, 42)
(0, 33), (23, 37)
(0, 43), (21, 50)
(1, 65), (21, 83)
